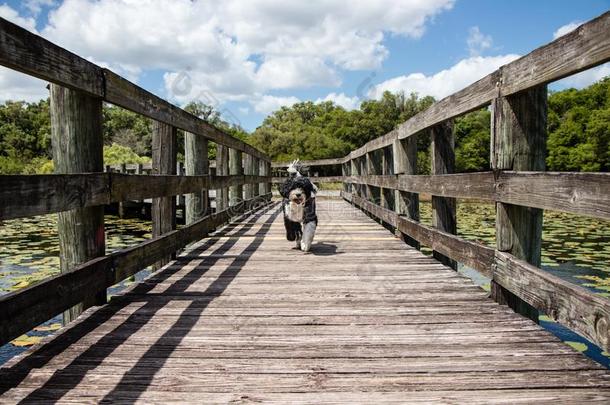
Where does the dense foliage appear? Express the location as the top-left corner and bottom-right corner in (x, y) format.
(0, 77), (608, 174)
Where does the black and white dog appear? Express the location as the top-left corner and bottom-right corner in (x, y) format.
(279, 160), (317, 252)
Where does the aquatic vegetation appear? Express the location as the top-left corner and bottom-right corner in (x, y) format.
(565, 341), (588, 352)
(11, 335), (42, 347)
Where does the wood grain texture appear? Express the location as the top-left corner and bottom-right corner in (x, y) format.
(2, 199), (607, 403)
(0, 18), (103, 97)
(493, 251), (610, 351)
(152, 121), (177, 269)
(229, 148), (244, 206)
(50, 84), (106, 323)
(431, 121), (457, 270)
(490, 87), (547, 322)
(342, 192), (493, 276)
(184, 132), (209, 224)
(0, 174), (270, 220)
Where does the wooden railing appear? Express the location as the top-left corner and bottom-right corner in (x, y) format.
(276, 12), (610, 351)
(0, 18), (272, 345)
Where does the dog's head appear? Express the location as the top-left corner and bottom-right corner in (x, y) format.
(280, 176), (316, 204)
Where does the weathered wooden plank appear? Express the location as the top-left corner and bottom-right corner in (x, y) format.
(342, 192), (494, 276)
(50, 84), (106, 324)
(490, 86), (547, 322)
(345, 171), (610, 219)
(272, 157), (346, 168)
(339, 12), (610, 160)
(103, 70), (267, 161)
(185, 132), (209, 224)
(0, 195), (272, 346)
(229, 148), (243, 206)
(501, 11), (610, 95)
(0, 18), (103, 97)
(431, 121), (457, 269)
(493, 251), (610, 351)
(0, 174), (269, 220)
(151, 121), (177, 269)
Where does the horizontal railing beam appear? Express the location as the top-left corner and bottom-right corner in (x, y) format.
(0, 17), (267, 161)
(494, 251), (610, 351)
(271, 157), (346, 168)
(0, 194), (273, 346)
(271, 176), (344, 184)
(345, 171), (610, 220)
(0, 174), (270, 220)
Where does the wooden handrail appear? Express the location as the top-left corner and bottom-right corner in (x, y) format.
(0, 174), (270, 220)
(0, 18), (268, 161)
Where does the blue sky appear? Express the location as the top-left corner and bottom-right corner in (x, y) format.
(0, 0), (608, 131)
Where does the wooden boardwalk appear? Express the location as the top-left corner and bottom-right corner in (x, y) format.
(1, 200), (610, 403)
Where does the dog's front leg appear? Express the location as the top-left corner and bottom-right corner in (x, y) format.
(300, 221), (316, 252)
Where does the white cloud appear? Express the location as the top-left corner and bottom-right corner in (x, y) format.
(467, 26), (492, 56)
(316, 92), (361, 110)
(370, 54), (520, 100)
(252, 95), (300, 115)
(553, 21), (583, 39)
(554, 63), (610, 89)
(0, 67), (49, 102)
(0, 4), (38, 33)
(24, 0), (57, 16)
(33, 0), (454, 107)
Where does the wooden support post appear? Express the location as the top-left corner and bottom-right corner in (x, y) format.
(393, 137), (420, 249)
(152, 120), (177, 270)
(341, 162), (348, 193)
(243, 154), (254, 200)
(215, 144), (229, 212)
(135, 163), (144, 215)
(258, 159), (266, 196)
(118, 163), (127, 218)
(431, 121), (457, 269)
(350, 158), (357, 198)
(253, 157), (260, 198)
(382, 147), (394, 211)
(50, 84), (105, 324)
(185, 132), (209, 224)
(229, 148), (243, 206)
(490, 86), (547, 322)
(265, 161), (272, 194)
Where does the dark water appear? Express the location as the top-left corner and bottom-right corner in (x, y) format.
(1, 202), (609, 368)
(0, 215), (152, 364)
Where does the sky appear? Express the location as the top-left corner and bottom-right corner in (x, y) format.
(0, 0), (608, 132)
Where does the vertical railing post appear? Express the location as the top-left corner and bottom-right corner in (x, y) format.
(152, 120), (177, 270)
(229, 148), (243, 207)
(382, 146), (394, 211)
(50, 84), (105, 324)
(490, 85), (547, 322)
(253, 157), (260, 198)
(215, 144), (229, 212)
(185, 132), (209, 225)
(341, 161), (348, 194)
(118, 163), (127, 218)
(393, 136), (420, 249)
(258, 159), (265, 197)
(265, 161), (272, 195)
(431, 121), (457, 269)
(243, 154), (254, 201)
(350, 157), (357, 199)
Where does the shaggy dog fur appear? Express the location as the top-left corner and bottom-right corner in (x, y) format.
(279, 171), (318, 252)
